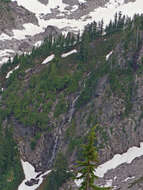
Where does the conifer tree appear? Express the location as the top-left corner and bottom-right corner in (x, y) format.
(79, 31), (89, 62)
(75, 127), (111, 190)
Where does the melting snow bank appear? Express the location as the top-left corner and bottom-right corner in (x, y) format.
(61, 49), (77, 58)
(6, 65), (19, 79)
(18, 160), (51, 190)
(42, 54), (55, 64)
(95, 142), (143, 178)
(75, 142), (143, 187)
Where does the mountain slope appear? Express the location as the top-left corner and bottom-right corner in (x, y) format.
(0, 0), (142, 64)
(1, 13), (143, 190)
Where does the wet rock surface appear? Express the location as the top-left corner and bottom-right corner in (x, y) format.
(25, 178), (40, 186)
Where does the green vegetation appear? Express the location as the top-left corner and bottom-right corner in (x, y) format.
(38, 153), (72, 190)
(0, 0), (10, 2)
(0, 34), (80, 130)
(109, 67), (134, 116)
(75, 127), (111, 190)
(76, 64), (109, 109)
(0, 126), (24, 190)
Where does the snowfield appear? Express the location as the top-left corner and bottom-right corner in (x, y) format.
(0, 0), (143, 42)
(11, 0), (68, 15)
(0, 0), (143, 65)
(9, 0), (143, 37)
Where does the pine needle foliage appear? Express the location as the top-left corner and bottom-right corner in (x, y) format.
(76, 126), (111, 190)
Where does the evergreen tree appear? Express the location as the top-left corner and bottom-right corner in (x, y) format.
(92, 21), (97, 40)
(79, 31), (89, 62)
(99, 19), (104, 35)
(114, 12), (118, 29)
(75, 127), (111, 190)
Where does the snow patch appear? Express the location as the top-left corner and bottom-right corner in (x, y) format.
(0, 33), (12, 41)
(0, 49), (15, 57)
(12, 0), (51, 14)
(78, 0), (86, 4)
(0, 49), (15, 65)
(0, 58), (9, 65)
(18, 160), (51, 190)
(74, 173), (83, 187)
(21, 160), (38, 180)
(48, 0), (68, 12)
(106, 51), (113, 60)
(11, 0), (68, 14)
(106, 0), (125, 8)
(6, 65), (20, 79)
(12, 23), (43, 40)
(61, 49), (77, 58)
(104, 179), (113, 187)
(34, 40), (43, 47)
(42, 54), (55, 64)
(71, 5), (78, 12)
(95, 142), (143, 178)
(124, 176), (135, 182)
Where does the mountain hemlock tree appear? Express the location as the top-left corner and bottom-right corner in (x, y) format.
(75, 126), (111, 190)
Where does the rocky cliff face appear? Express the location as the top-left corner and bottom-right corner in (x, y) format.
(0, 1), (38, 34)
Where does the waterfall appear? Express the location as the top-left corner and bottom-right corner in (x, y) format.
(68, 95), (80, 123)
(48, 93), (81, 165)
(68, 72), (91, 123)
(48, 135), (59, 166)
